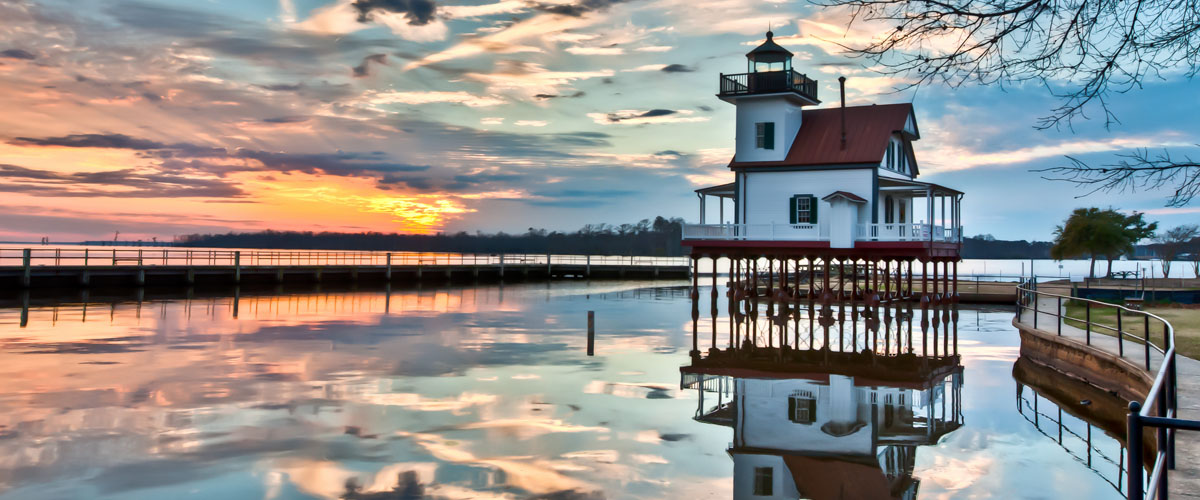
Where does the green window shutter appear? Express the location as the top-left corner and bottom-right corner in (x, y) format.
(809, 195), (818, 223)
(789, 196), (797, 224)
(764, 122), (775, 149)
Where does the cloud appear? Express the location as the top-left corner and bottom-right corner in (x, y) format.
(633, 46), (671, 53)
(623, 64), (665, 72)
(353, 53), (389, 77)
(533, 91), (586, 99)
(298, 0), (448, 41)
(587, 109), (710, 125)
(514, 120), (548, 127)
(922, 135), (1192, 173)
(480, 117), (504, 125)
(438, 1), (528, 18)
(262, 116), (310, 124)
(361, 90), (507, 107)
(350, 0), (437, 25)
(565, 46), (624, 55)
(0, 49), (36, 60)
(12, 134), (171, 150)
(530, 0), (633, 17)
(660, 64), (693, 73)
(463, 62), (613, 97)
(0, 163), (247, 198)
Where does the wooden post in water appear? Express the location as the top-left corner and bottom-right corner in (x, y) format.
(233, 251), (241, 284)
(587, 310), (595, 356)
(21, 248), (31, 288)
(19, 289), (29, 327)
(136, 249), (145, 286)
(385, 252), (392, 281)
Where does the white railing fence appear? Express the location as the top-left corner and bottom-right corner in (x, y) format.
(681, 223), (824, 241)
(684, 223), (961, 243)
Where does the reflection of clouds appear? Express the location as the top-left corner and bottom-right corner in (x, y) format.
(453, 418), (609, 437)
(583, 381), (682, 400)
(357, 392), (498, 413)
(399, 431), (599, 495)
(916, 453), (995, 498)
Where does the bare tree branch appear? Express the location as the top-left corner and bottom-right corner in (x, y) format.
(1034, 147), (1200, 206)
(811, 0), (1200, 205)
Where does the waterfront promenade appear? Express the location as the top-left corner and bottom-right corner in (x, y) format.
(1019, 297), (1200, 498)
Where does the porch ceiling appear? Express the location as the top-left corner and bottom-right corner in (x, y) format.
(694, 182), (736, 198)
(878, 177), (963, 196)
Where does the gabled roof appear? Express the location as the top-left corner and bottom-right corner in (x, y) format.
(822, 191), (867, 203)
(729, 103), (918, 170)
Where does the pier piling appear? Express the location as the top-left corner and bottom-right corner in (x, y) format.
(587, 311), (595, 356)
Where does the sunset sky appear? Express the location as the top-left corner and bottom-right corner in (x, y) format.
(0, 0), (1196, 243)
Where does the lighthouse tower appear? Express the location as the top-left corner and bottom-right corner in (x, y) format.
(719, 31), (820, 164)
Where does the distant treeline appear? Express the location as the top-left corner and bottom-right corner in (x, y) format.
(962, 235), (1054, 259)
(174, 217), (687, 256)
(172, 227), (1167, 260)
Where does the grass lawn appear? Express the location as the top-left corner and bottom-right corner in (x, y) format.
(1062, 300), (1200, 360)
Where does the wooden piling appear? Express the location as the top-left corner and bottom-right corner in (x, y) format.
(21, 248), (31, 288)
(587, 311), (595, 356)
(385, 252), (392, 281)
(233, 251), (241, 284)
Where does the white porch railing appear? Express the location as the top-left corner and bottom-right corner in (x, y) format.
(681, 223), (826, 241)
(856, 223), (963, 243)
(682, 223), (962, 243)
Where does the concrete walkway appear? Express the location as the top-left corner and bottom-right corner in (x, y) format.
(1020, 296), (1200, 498)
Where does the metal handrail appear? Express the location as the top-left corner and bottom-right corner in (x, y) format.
(1015, 280), (1193, 499)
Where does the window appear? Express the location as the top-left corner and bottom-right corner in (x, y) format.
(884, 195), (895, 224)
(788, 395), (817, 424)
(789, 195), (817, 224)
(899, 201), (906, 223)
(753, 467), (774, 496)
(755, 122), (775, 150)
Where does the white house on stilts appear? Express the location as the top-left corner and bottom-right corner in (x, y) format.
(683, 31), (965, 309)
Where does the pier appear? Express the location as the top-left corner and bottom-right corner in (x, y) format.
(0, 247), (691, 289)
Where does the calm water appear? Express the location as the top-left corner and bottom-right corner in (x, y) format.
(0, 281), (1128, 499)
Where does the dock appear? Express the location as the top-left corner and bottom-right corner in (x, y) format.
(0, 247), (691, 288)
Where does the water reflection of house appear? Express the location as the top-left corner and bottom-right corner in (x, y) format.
(682, 355), (963, 499)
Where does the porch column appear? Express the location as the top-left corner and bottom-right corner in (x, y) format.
(719, 197), (725, 225)
(926, 188), (933, 227)
(698, 194), (706, 224)
(941, 192), (946, 235)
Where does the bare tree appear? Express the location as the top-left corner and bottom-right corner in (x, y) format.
(814, 0), (1200, 204)
(1153, 224), (1199, 276)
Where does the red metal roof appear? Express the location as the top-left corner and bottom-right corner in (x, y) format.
(730, 103), (915, 169)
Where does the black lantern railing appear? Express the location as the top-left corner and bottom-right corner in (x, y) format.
(719, 70), (818, 102)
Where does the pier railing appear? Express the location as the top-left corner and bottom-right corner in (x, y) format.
(0, 247), (691, 268)
(1015, 282), (1198, 500)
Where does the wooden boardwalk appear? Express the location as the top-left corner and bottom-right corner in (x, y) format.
(0, 247), (691, 288)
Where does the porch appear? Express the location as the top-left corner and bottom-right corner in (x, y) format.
(687, 177), (963, 246)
